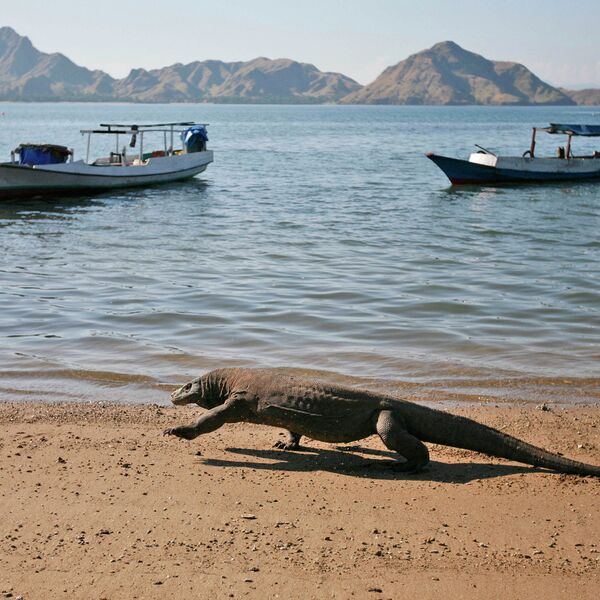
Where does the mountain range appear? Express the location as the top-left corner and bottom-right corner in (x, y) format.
(0, 27), (359, 103)
(0, 26), (597, 105)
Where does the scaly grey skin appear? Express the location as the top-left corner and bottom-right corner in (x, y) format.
(164, 367), (600, 476)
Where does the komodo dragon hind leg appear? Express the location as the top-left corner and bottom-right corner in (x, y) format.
(376, 410), (430, 473)
(273, 431), (302, 450)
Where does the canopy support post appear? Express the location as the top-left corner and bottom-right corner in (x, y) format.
(86, 132), (91, 164)
(529, 127), (537, 158)
(566, 134), (573, 159)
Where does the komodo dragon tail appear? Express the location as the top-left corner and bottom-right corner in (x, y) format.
(405, 404), (600, 476)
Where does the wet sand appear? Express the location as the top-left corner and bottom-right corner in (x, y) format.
(0, 401), (599, 599)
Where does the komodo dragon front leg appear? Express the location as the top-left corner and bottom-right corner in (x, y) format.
(376, 410), (430, 472)
(164, 398), (246, 441)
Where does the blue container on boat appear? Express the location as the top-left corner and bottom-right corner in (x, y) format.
(181, 126), (208, 153)
(18, 144), (71, 166)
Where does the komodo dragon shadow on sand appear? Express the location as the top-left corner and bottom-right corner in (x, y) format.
(164, 368), (600, 477)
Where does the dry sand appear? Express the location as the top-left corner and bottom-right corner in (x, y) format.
(0, 401), (599, 599)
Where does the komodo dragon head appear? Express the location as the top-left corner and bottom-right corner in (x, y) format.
(170, 378), (202, 405)
(170, 371), (227, 408)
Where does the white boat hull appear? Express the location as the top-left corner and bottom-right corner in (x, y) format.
(0, 151), (213, 198)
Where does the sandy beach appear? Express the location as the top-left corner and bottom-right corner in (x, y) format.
(0, 400), (599, 599)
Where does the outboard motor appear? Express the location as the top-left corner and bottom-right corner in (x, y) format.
(181, 126), (208, 153)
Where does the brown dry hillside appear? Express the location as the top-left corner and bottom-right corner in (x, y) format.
(341, 41), (574, 106)
(0, 26), (360, 103)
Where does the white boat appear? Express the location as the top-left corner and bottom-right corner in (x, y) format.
(0, 122), (213, 198)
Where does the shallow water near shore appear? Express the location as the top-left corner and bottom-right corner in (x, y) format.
(1, 103), (599, 405)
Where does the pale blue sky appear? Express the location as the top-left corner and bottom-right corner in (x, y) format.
(3, 0), (600, 86)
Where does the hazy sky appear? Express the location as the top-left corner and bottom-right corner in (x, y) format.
(3, 0), (600, 87)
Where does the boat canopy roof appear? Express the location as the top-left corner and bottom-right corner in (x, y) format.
(80, 122), (209, 135)
(99, 122), (204, 129)
(546, 123), (600, 137)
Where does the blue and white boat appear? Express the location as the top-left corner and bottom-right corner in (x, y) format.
(0, 122), (213, 199)
(427, 124), (600, 185)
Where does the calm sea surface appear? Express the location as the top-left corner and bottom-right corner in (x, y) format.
(1, 103), (599, 405)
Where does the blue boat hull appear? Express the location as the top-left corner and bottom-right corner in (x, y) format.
(426, 153), (600, 185)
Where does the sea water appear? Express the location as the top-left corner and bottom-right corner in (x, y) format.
(1, 103), (599, 404)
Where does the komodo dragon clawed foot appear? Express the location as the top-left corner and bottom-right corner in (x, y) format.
(273, 431), (302, 450)
(163, 426), (198, 440)
(387, 459), (429, 474)
(375, 410), (430, 473)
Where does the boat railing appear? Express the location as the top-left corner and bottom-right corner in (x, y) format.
(79, 122), (209, 165)
(525, 124), (600, 160)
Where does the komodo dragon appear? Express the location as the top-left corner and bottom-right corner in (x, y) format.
(164, 368), (600, 476)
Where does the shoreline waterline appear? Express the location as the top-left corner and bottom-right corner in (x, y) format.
(1, 365), (598, 406)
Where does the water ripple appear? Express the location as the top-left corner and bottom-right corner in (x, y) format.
(1, 103), (600, 403)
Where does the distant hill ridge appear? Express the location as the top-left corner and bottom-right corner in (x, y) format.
(560, 87), (600, 106)
(0, 26), (360, 103)
(0, 27), (596, 105)
(341, 41), (575, 105)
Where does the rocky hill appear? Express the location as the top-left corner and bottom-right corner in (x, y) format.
(561, 88), (600, 106)
(0, 26), (114, 100)
(1, 28), (598, 105)
(341, 41), (575, 106)
(0, 27), (360, 103)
